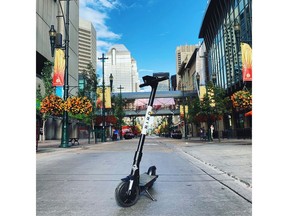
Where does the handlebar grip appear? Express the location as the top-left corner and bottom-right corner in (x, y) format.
(139, 83), (147, 88)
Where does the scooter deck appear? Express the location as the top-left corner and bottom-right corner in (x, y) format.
(139, 173), (158, 187)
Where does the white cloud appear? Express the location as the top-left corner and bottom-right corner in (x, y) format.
(80, 0), (121, 53)
(99, 0), (119, 9)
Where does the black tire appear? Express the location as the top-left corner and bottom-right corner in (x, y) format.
(147, 166), (156, 176)
(115, 181), (139, 207)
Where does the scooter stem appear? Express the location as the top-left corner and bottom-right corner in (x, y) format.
(130, 76), (167, 177)
(131, 83), (157, 174)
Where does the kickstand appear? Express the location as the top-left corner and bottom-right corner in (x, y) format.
(144, 188), (157, 201)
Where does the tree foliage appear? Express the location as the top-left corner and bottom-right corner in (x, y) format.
(36, 61), (54, 118)
(113, 93), (126, 130)
(77, 62), (98, 125)
(188, 81), (231, 126)
(42, 61), (54, 97)
(78, 62), (97, 100)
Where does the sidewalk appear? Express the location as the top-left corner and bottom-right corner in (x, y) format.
(37, 136), (252, 151)
(187, 136), (252, 144)
(36, 138), (103, 153)
(175, 136), (252, 187)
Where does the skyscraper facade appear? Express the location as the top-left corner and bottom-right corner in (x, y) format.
(78, 18), (97, 73)
(104, 44), (140, 93)
(175, 45), (198, 90)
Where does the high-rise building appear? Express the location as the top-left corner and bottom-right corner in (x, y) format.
(36, 0), (79, 139)
(36, 0), (79, 94)
(104, 44), (140, 93)
(175, 45), (198, 89)
(171, 75), (177, 91)
(78, 18), (96, 73)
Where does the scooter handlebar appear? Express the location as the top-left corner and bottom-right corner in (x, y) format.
(139, 75), (169, 88)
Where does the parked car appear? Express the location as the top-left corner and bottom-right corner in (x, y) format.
(171, 130), (182, 139)
(124, 132), (135, 139)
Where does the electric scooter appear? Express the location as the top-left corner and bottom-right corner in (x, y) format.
(115, 75), (168, 207)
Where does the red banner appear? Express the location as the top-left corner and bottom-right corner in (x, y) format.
(241, 43), (252, 81)
(53, 49), (65, 86)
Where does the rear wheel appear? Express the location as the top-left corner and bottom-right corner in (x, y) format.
(146, 166), (157, 189)
(147, 166), (156, 175)
(115, 181), (139, 207)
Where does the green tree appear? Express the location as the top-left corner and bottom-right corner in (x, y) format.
(42, 61), (54, 97)
(188, 81), (231, 141)
(36, 61), (54, 141)
(78, 62), (97, 100)
(187, 96), (201, 125)
(77, 62), (99, 141)
(113, 93), (126, 139)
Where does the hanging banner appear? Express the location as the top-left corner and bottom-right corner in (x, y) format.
(241, 42), (252, 81)
(208, 89), (215, 107)
(96, 87), (111, 108)
(180, 105), (188, 118)
(199, 86), (206, 101)
(53, 48), (65, 86)
(55, 86), (63, 98)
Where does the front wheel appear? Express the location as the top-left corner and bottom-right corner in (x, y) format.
(115, 181), (139, 207)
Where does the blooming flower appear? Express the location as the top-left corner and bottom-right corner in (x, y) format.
(40, 94), (64, 116)
(40, 95), (92, 116)
(231, 90), (252, 111)
(64, 96), (92, 115)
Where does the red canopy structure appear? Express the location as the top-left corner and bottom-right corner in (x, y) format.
(134, 98), (175, 110)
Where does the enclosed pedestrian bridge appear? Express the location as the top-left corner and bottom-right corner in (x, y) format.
(112, 90), (198, 117)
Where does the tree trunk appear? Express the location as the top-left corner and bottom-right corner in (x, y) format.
(41, 119), (47, 141)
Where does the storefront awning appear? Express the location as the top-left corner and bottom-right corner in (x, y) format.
(135, 98), (175, 110)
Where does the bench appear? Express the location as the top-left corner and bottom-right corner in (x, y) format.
(69, 138), (79, 146)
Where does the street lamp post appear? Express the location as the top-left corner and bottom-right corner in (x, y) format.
(182, 84), (188, 139)
(49, 0), (70, 148)
(109, 73), (114, 91)
(212, 72), (216, 86)
(211, 72), (220, 142)
(98, 53), (108, 142)
(196, 72), (200, 91)
(117, 85), (124, 140)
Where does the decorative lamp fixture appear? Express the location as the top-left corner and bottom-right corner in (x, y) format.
(49, 25), (57, 57)
(109, 73), (114, 90)
(212, 73), (216, 85)
(196, 72), (200, 90)
(234, 20), (241, 32)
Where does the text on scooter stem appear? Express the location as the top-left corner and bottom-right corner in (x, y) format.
(141, 106), (153, 135)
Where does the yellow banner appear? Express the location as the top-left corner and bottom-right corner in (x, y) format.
(53, 49), (65, 86)
(180, 105), (188, 116)
(241, 42), (252, 81)
(96, 87), (111, 108)
(208, 89), (215, 107)
(199, 86), (206, 100)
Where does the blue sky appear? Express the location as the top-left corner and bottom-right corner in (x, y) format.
(80, 0), (208, 79)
